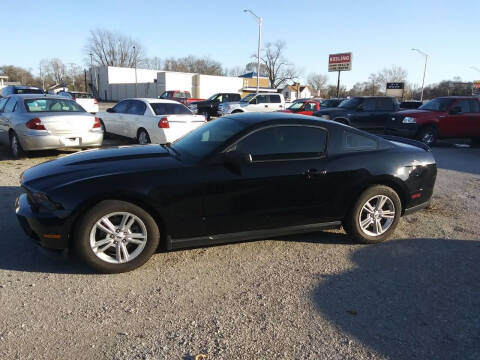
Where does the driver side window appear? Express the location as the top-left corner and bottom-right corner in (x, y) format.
(112, 100), (129, 113)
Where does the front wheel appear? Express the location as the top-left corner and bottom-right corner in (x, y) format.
(343, 185), (401, 244)
(74, 200), (160, 273)
(417, 126), (438, 146)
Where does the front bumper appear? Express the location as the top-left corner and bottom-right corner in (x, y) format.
(20, 130), (103, 151)
(384, 123), (418, 138)
(15, 194), (70, 249)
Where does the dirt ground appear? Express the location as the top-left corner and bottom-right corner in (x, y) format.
(0, 139), (479, 360)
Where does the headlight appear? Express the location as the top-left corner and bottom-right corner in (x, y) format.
(188, 104), (197, 112)
(402, 116), (416, 124)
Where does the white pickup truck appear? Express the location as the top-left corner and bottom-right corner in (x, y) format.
(217, 93), (285, 115)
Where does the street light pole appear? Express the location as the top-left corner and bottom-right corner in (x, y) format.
(133, 46), (138, 97)
(89, 52), (93, 95)
(244, 9), (262, 95)
(412, 48), (428, 101)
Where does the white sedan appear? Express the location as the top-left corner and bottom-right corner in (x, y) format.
(96, 99), (206, 144)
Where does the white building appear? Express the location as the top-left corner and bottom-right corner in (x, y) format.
(280, 84), (313, 102)
(0, 76), (8, 89)
(89, 66), (274, 101)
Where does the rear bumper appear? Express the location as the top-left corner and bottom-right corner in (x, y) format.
(20, 130), (103, 151)
(15, 194), (70, 249)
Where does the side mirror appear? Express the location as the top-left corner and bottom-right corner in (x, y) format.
(249, 99), (257, 105)
(106, 108), (114, 113)
(224, 150), (252, 167)
(449, 106), (461, 115)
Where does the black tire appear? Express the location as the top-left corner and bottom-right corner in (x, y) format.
(9, 132), (25, 159)
(137, 128), (151, 145)
(343, 185), (402, 244)
(334, 118), (349, 125)
(417, 125), (438, 146)
(74, 200), (160, 273)
(99, 119), (110, 139)
(200, 110), (210, 121)
(231, 110), (243, 114)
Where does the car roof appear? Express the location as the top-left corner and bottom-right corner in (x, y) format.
(9, 94), (70, 100)
(123, 98), (185, 105)
(434, 96), (478, 99)
(224, 111), (335, 127)
(8, 85), (42, 90)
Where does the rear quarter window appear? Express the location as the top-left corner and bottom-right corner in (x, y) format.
(342, 130), (378, 152)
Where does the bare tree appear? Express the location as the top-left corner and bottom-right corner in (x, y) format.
(224, 65), (246, 77)
(375, 65), (408, 89)
(143, 57), (163, 70)
(85, 28), (144, 67)
(307, 73), (329, 97)
(0, 65), (35, 84)
(260, 41), (299, 88)
(162, 56), (223, 75)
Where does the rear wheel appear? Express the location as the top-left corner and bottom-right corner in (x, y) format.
(74, 200), (160, 273)
(99, 119), (110, 139)
(9, 132), (25, 159)
(343, 185), (401, 244)
(232, 110), (243, 114)
(417, 125), (438, 146)
(137, 129), (151, 145)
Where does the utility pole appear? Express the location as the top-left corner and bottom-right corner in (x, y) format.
(133, 46), (138, 97)
(336, 71), (341, 97)
(244, 9), (262, 94)
(89, 52), (94, 96)
(412, 48), (428, 101)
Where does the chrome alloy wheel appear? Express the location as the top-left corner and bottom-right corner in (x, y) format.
(138, 131), (149, 145)
(422, 132), (434, 146)
(89, 212), (148, 264)
(358, 195), (396, 237)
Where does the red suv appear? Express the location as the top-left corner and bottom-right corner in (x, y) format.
(386, 96), (480, 146)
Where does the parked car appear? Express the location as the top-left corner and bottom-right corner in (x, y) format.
(188, 93), (242, 120)
(385, 96), (480, 146)
(279, 99), (320, 115)
(399, 100), (423, 110)
(319, 98), (346, 109)
(16, 112), (437, 273)
(1, 85), (43, 98)
(57, 91), (99, 113)
(0, 94), (103, 158)
(217, 93), (285, 115)
(96, 98), (206, 144)
(158, 90), (203, 106)
(314, 96), (400, 133)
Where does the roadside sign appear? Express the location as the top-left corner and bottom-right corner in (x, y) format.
(328, 53), (352, 72)
(474, 80), (480, 95)
(386, 82), (405, 99)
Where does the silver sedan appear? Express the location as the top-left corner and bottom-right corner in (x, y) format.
(0, 94), (103, 158)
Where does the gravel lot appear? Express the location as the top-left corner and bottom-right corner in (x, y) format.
(0, 139), (479, 360)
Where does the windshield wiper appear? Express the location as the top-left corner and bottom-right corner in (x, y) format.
(161, 142), (181, 157)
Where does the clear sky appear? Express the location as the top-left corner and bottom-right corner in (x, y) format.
(2, 0), (479, 88)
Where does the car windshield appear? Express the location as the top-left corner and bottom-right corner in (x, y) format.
(207, 94), (219, 101)
(339, 97), (362, 109)
(288, 102), (305, 110)
(71, 93), (93, 99)
(16, 88), (43, 94)
(320, 99), (337, 107)
(241, 94), (256, 102)
(150, 102), (192, 115)
(419, 98), (455, 111)
(173, 117), (247, 158)
(24, 98), (85, 112)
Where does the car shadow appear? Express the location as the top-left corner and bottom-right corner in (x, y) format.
(312, 238), (480, 359)
(0, 186), (92, 274)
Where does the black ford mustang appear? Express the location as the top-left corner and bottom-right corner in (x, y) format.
(16, 113), (437, 273)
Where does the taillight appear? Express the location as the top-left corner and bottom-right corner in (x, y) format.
(93, 98), (98, 104)
(26, 118), (46, 130)
(93, 117), (101, 128)
(158, 117), (169, 128)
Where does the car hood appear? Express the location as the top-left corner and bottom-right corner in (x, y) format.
(189, 100), (210, 106)
(21, 145), (184, 192)
(395, 109), (432, 116)
(219, 101), (247, 108)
